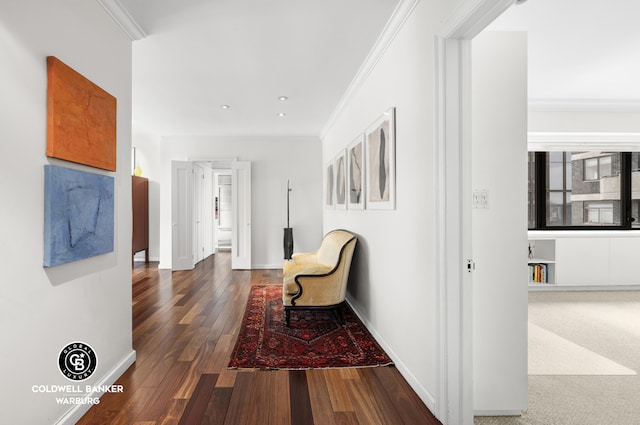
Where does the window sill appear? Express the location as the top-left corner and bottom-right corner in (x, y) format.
(529, 230), (640, 239)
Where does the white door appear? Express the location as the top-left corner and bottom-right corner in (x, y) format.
(231, 161), (251, 269)
(471, 31), (528, 415)
(193, 164), (204, 264)
(172, 160), (194, 270)
(436, 2), (517, 422)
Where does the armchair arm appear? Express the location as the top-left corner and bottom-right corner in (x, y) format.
(292, 273), (344, 306)
(283, 262), (331, 278)
(291, 251), (318, 264)
(283, 262), (332, 294)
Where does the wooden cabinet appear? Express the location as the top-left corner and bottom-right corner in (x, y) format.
(132, 175), (149, 262)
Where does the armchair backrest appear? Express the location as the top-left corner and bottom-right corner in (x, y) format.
(316, 230), (356, 267)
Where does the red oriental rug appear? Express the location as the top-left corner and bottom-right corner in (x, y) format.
(228, 285), (393, 370)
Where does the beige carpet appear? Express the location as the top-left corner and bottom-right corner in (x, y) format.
(475, 291), (640, 425)
(528, 322), (636, 376)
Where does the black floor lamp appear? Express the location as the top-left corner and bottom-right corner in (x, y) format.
(284, 180), (293, 260)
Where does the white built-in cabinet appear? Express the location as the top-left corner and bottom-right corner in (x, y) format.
(528, 231), (640, 289)
(527, 238), (556, 286)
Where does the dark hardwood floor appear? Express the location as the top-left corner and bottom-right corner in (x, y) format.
(77, 253), (441, 425)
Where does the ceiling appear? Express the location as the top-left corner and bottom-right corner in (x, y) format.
(117, 0), (401, 138)
(487, 0), (640, 110)
(114, 0), (640, 139)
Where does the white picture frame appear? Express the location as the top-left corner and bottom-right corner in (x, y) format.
(347, 134), (365, 210)
(365, 107), (396, 210)
(325, 161), (334, 209)
(334, 149), (347, 209)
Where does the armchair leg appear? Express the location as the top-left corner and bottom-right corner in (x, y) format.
(332, 306), (345, 326)
(285, 309), (291, 327)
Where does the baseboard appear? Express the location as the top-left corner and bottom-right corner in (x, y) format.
(156, 263), (280, 270)
(252, 264), (281, 270)
(133, 256), (159, 262)
(55, 350), (136, 425)
(345, 294), (437, 413)
(474, 410), (522, 416)
(529, 285), (640, 292)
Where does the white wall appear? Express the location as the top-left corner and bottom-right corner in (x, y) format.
(321, 0), (463, 413)
(158, 137), (323, 269)
(0, 1), (134, 424)
(471, 31), (528, 415)
(530, 109), (640, 133)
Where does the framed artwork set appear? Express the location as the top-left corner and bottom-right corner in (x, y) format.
(326, 107), (396, 211)
(43, 56), (118, 267)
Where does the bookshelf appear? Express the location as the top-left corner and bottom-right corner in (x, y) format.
(527, 239), (555, 287)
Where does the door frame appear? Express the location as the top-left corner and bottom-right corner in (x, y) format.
(213, 169), (232, 252)
(435, 0), (515, 423)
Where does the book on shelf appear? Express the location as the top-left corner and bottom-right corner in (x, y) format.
(528, 263), (548, 283)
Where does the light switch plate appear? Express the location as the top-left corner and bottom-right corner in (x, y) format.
(472, 189), (489, 209)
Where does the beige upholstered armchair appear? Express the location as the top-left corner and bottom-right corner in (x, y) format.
(282, 229), (357, 326)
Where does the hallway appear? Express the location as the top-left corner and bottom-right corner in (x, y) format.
(77, 254), (439, 424)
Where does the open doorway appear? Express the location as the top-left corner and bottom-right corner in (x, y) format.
(213, 170), (232, 252)
(435, 1), (522, 423)
(171, 159), (252, 271)
(472, 1), (640, 423)
(438, 1), (640, 423)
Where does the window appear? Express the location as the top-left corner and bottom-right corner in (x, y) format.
(528, 152), (536, 228)
(529, 151), (638, 230)
(632, 152), (640, 228)
(546, 152), (572, 226)
(633, 200), (640, 228)
(584, 155), (612, 181)
(584, 202), (614, 224)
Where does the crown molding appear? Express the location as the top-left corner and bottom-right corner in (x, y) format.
(528, 98), (640, 113)
(97, 0), (147, 41)
(528, 132), (640, 151)
(320, 0), (420, 139)
(436, 0), (514, 39)
(161, 135), (320, 144)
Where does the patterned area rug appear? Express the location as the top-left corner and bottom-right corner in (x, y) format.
(228, 285), (393, 370)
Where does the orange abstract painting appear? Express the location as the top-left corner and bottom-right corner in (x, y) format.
(47, 56), (117, 171)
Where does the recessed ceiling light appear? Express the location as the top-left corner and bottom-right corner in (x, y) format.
(221, 104), (230, 109)
(278, 96), (288, 102)
(277, 112), (286, 117)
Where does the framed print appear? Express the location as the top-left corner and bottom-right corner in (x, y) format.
(334, 150), (347, 209)
(365, 107), (396, 210)
(347, 134), (365, 210)
(325, 161), (334, 208)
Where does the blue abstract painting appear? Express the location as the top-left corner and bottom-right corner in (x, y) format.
(44, 165), (114, 267)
